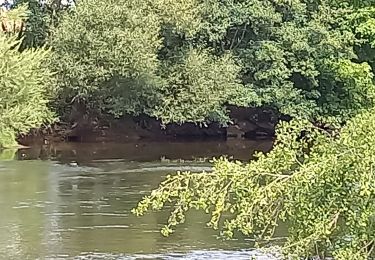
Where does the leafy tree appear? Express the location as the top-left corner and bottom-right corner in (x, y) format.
(194, 0), (375, 123)
(49, 0), (375, 126)
(0, 7), (54, 148)
(347, 6), (375, 73)
(49, 0), (163, 119)
(154, 48), (242, 124)
(10, 0), (72, 50)
(17, 0), (52, 49)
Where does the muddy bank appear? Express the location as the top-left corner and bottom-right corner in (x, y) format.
(18, 106), (279, 146)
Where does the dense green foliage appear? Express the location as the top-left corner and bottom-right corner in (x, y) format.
(0, 7), (54, 148)
(16, 0), (69, 49)
(17, 0), (52, 49)
(47, 0), (375, 125)
(2, 0), (374, 126)
(49, 0), (163, 118)
(48, 0), (241, 123)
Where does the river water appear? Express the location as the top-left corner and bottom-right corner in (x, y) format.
(0, 140), (281, 260)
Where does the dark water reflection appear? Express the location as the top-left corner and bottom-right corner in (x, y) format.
(13, 139), (273, 162)
(0, 140), (280, 259)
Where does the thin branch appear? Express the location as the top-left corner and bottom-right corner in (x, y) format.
(234, 24), (248, 49)
(229, 28), (240, 50)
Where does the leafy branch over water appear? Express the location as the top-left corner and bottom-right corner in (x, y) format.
(133, 112), (375, 259)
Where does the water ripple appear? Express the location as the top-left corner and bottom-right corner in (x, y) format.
(73, 250), (280, 260)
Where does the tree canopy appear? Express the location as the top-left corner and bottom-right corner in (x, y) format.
(47, 0), (375, 125)
(0, 5), (54, 148)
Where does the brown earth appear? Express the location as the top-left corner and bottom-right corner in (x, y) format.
(18, 106), (278, 146)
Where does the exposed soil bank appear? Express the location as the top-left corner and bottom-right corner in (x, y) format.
(18, 106), (278, 146)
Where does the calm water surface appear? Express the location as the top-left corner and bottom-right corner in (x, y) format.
(0, 140), (280, 260)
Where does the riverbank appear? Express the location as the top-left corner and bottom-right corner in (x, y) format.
(17, 107), (278, 146)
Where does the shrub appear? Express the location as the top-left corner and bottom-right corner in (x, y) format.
(0, 33), (54, 147)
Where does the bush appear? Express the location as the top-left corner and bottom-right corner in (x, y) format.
(154, 48), (242, 124)
(49, 0), (164, 119)
(0, 33), (54, 148)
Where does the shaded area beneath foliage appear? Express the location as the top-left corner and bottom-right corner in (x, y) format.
(18, 107), (278, 145)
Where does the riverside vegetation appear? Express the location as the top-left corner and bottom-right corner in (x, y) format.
(2, 0), (375, 259)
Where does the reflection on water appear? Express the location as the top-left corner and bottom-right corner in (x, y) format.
(0, 141), (279, 259)
(74, 250), (278, 259)
(14, 139), (273, 162)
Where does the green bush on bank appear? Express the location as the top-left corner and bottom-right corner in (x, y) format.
(0, 33), (54, 148)
(48, 0), (202, 121)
